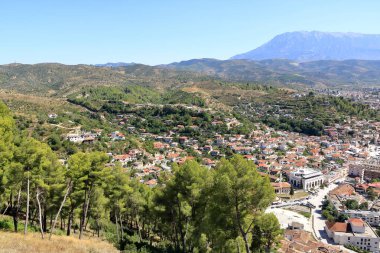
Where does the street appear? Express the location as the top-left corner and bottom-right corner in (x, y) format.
(269, 179), (354, 251)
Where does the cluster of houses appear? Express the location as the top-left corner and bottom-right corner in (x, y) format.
(63, 109), (380, 191)
(281, 223), (346, 253)
(66, 129), (102, 144)
(324, 120), (380, 145)
(317, 88), (380, 110)
(323, 181), (380, 252)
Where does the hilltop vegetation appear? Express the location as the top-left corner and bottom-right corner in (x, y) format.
(2, 60), (380, 99)
(67, 85), (206, 112)
(234, 89), (380, 135)
(0, 63), (208, 96)
(68, 85), (161, 111)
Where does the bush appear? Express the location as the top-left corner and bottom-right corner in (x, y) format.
(123, 244), (138, 253)
(0, 219), (12, 230)
(299, 211), (311, 218)
(344, 244), (370, 253)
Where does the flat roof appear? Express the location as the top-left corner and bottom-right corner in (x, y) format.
(291, 168), (323, 178)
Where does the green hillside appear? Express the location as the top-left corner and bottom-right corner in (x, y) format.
(2, 60), (380, 99)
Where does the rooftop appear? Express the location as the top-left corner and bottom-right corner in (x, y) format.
(325, 221), (347, 233)
(326, 219), (378, 238)
(348, 218), (365, 227)
(291, 168), (323, 179)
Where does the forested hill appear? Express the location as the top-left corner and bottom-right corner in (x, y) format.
(0, 63), (207, 96)
(2, 60), (380, 96)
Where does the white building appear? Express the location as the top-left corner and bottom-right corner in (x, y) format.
(325, 218), (380, 253)
(48, 113), (58, 119)
(349, 159), (380, 182)
(343, 210), (380, 226)
(67, 133), (84, 143)
(288, 168), (324, 190)
(66, 131), (99, 144)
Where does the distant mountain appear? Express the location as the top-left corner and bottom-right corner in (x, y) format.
(165, 58), (380, 88)
(231, 31), (380, 61)
(94, 62), (137, 67)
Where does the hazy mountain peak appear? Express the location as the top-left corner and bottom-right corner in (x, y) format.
(231, 31), (380, 61)
(94, 62), (137, 67)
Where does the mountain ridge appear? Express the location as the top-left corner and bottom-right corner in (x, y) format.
(165, 58), (380, 88)
(231, 31), (380, 61)
(2, 58), (380, 97)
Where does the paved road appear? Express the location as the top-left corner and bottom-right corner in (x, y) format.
(269, 177), (358, 253)
(308, 182), (338, 243)
(269, 178), (353, 251)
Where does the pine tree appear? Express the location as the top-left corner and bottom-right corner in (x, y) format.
(208, 155), (275, 253)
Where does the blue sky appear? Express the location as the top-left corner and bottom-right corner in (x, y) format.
(1, 0), (380, 65)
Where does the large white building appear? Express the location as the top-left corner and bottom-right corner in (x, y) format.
(288, 168), (324, 190)
(325, 218), (380, 253)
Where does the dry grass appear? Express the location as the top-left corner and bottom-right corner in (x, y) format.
(0, 90), (84, 114)
(0, 231), (119, 253)
(277, 191), (309, 200)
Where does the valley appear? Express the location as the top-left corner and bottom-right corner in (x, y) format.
(2, 8), (380, 252)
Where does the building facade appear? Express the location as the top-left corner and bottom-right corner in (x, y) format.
(288, 168), (324, 191)
(342, 210), (380, 226)
(349, 159), (380, 182)
(325, 218), (380, 253)
(271, 182), (291, 194)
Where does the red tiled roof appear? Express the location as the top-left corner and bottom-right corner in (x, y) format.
(329, 184), (355, 196)
(325, 221), (347, 232)
(356, 184), (369, 190)
(145, 179), (157, 186)
(368, 182), (380, 189)
(348, 218), (364, 226)
(113, 154), (130, 160)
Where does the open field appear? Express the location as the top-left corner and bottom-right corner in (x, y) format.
(285, 205), (312, 218)
(0, 231), (119, 253)
(277, 191), (309, 200)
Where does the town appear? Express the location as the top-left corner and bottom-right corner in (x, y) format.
(2, 2), (380, 252)
(55, 102), (380, 253)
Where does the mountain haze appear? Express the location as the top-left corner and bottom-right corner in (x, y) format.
(231, 31), (380, 61)
(94, 62), (137, 67)
(166, 58), (380, 88)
